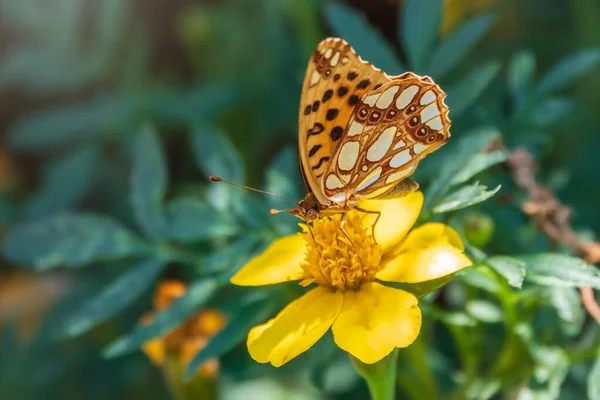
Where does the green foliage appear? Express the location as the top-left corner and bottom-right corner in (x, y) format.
(2, 0), (600, 399)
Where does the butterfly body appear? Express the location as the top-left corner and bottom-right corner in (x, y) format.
(290, 38), (451, 224)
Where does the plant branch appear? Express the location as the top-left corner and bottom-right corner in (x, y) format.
(490, 140), (600, 325)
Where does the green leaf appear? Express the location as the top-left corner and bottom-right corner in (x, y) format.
(24, 145), (100, 220)
(423, 127), (499, 211)
(2, 213), (150, 270)
(60, 258), (168, 338)
(518, 253), (600, 289)
(324, 2), (404, 74)
(433, 183), (501, 214)
(402, 0), (442, 72)
(466, 300), (503, 323)
(528, 98), (575, 127)
(589, 355), (600, 400)
(536, 49), (600, 95)
(382, 270), (465, 299)
(446, 61), (501, 118)
(191, 124), (245, 183)
(450, 151), (508, 186)
(8, 93), (132, 152)
(521, 347), (569, 400)
(508, 50), (536, 94)
(265, 146), (301, 207)
(486, 256), (526, 289)
(103, 279), (219, 358)
(183, 299), (275, 380)
(131, 125), (168, 240)
(439, 312), (477, 327)
(549, 287), (584, 337)
(166, 197), (238, 243)
(428, 13), (495, 79)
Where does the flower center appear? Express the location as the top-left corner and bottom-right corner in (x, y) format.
(299, 211), (382, 291)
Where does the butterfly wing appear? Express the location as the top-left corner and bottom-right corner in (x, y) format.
(298, 38), (390, 205)
(322, 72), (451, 202)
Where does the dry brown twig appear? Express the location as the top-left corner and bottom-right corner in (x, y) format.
(488, 138), (600, 325)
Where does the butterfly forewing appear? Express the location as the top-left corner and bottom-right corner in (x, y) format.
(298, 38), (389, 204)
(322, 72), (451, 202)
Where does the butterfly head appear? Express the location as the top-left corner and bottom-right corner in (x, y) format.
(289, 192), (321, 221)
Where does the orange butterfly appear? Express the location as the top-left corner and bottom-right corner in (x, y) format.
(212, 37), (450, 234)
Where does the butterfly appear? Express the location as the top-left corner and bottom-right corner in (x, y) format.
(212, 37), (451, 235)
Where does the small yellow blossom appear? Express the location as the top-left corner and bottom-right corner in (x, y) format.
(231, 192), (471, 366)
(142, 280), (227, 378)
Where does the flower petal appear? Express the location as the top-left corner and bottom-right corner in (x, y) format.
(247, 287), (342, 367)
(231, 235), (306, 286)
(359, 191), (424, 251)
(332, 282), (421, 364)
(377, 223), (472, 283)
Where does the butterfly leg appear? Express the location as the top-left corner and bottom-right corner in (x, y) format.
(355, 207), (382, 245)
(339, 213), (365, 266)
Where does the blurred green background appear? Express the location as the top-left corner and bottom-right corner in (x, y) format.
(1, 0), (600, 399)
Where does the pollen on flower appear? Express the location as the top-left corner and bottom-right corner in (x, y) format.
(299, 211), (382, 291)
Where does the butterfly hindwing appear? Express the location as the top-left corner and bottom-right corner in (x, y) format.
(298, 38), (390, 204)
(322, 72), (451, 201)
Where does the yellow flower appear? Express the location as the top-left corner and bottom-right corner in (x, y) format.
(231, 191), (471, 367)
(142, 281), (227, 378)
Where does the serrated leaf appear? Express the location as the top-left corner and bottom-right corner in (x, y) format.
(433, 183), (500, 214)
(8, 93), (132, 152)
(466, 300), (503, 323)
(184, 299), (275, 380)
(428, 13), (495, 79)
(166, 197), (238, 243)
(131, 125), (168, 240)
(103, 279), (219, 358)
(324, 2), (404, 74)
(550, 287), (584, 337)
(424, 127), (499, 211)
(402, 0), (442, 72)
(60, 258), (168, 338)
(508, 50), (536, 94)
(1, 213), (150, 270)
(446, 61), (501, 118)
(451, 151), (508, 185)
(589, 356), (600, 400)
(536, 49), (600, 95)
(191, 124), (245, 184)
(486, 256), (526, 289)
(24, 145), (100, 220)
(518, 253), (600, 289)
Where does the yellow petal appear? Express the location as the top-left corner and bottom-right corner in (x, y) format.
(142, 338), (165, 366)
(247, 287), (342, 367)
(359, 191), (423, 252)
(230, 235), (306, 286)
(377, 223), (472, 283)
(332, 282), (421, 364)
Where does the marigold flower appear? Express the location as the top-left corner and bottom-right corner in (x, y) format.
(142, 280), (227, 378)
(231, 191), (471, 366)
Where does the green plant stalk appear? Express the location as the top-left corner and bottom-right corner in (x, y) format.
(351, 349), (399, 400)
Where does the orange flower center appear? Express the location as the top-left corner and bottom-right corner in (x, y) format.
(300, 212), (382, 291)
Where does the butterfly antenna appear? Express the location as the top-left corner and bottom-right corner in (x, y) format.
(209, 176), (299, 206)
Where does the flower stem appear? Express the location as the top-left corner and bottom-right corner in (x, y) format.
(351, 350), (399, 400)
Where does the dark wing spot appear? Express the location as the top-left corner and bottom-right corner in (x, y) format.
(308, 144), (322, 157)
(326, 109), (339, 121)
(322, 89), (333, 103)
(347, 71), (358, 81)
(308, 122), (324, 136)
(356, 79), (370, 89)
(312, 156), (330, 170)
(373, 83), (383, 89)
(304, 105), (311, 115)
(312, 100), (320, 112)
(333, 73), (341, 82)
(330, 126), (344, 141)
(349, 95), (359, 106)
(337, 86), (348, 96)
